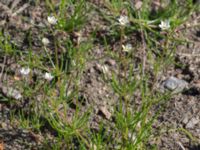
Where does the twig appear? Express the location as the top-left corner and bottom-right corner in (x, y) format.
(177, 141), (186, 150)
(0, 2), (12, 16)
(138, 12), (147, 78)
(11, 0), (21, 10)
(12, 3), (29, 17)
(0, 56), (6, 82)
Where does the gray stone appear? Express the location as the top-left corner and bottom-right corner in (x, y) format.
(160, 76), (188, 93)
(1, 86), (22, 100)
(186, 117), (199, 129)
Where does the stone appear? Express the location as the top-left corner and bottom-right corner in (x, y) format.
(186, 117), (199, 129)
(1, 86), (22, 100)
(160, 76), (188, 93)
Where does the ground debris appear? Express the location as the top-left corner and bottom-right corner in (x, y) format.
(98, 106), (112, 120)
(0, 84), (22, 100)
(185, 117), (199, 129)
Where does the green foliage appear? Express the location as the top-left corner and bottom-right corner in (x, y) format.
(2, 0), (199, 149)
(0, 31), (16, 55)
(57, 0), (90, 32)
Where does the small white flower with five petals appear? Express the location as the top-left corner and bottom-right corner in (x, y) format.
(118, 15), (129, 26)
(159, 20), (170, 30)
(47, 15), (57, 25)
(42, 37), (50, 46)
(20, 67), (30, 76)
(44, 72), (54, 81)
(122, 44), (132, 52)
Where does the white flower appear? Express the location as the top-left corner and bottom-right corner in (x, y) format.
(20, 67), (30, 76)
(122, 44), (132, 52)
(118, 15), (129, 26)
(42, 37), (50, 46)
(159, 20), (170, 30)
(47, 15), (57, 25)
(44, 72), (54, 81)
(14, 92), (23, 100)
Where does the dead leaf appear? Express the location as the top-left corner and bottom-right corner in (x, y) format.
(29, 132), (43, 143)
(99, 106), (112, 120)
(14, 75), (21, 81)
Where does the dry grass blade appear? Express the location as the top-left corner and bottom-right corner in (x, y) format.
(0, 2), (12, 16)
(11, 0), (21, 10)
(12, 3), (30, 17)
(0, 56), (6, 82)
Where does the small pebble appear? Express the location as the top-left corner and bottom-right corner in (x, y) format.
(160, 76), (188, 93)
(186, 117), (199, 129)
(2, 86), (22, 100)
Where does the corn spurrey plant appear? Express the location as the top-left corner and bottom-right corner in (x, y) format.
(0, 0), (199, 149)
